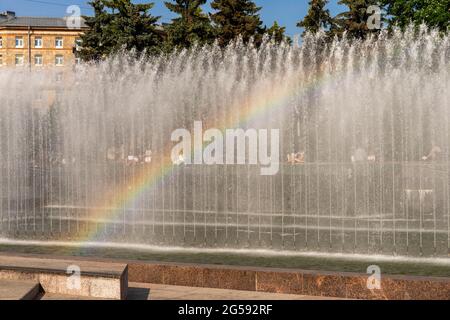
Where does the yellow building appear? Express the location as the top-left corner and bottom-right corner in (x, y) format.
(0, 11), (86, 68)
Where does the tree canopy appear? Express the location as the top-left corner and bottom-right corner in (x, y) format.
(333, 0), (381, 39)
(79, 0), (162, 61)
(210, 0), (265, 47)
(164, 0), (215, 50)
(297, 0), (334, 36)
(267, 21), (291, 44)
(380, 0), (450, 31)
(79, 0), (114, 61)
(79, 0), (450, 61)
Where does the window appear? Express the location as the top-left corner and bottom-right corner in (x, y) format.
(55, 55), (64, 66)
(55, 37), (63, 48)
(34, 36), (42, 48)
(34, 54), (43, 66)
(15, 36), (24, 48)
(15, 54), (24, 66)
(0, 37), (3, 48)
(75, 38), (82, 51)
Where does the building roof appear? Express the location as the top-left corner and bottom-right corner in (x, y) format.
(0, 16), (87, 29)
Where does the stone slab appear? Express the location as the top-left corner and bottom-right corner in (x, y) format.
(0, 280), (40, 300)
(39, 293), (108, 300)
(127, 262), (450, 300)
(2, 252), (449, 300)
(128, 282), (343, 300)
(0, 255), (128, 300)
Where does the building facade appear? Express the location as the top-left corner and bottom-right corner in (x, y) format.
(0, 11), (86, 68)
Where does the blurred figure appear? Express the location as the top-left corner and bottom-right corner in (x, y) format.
(118, 145), (125, 162)
(174, 152), (185, 165)
(422, 144), (442, 161)
(287, 152), (305, 164)
(143, 150), (152, 164)
(107, 147), (116, 161)
(127, 155), (139, 165)
(367, 149), (376, 162)
(351, 147), (367, 163)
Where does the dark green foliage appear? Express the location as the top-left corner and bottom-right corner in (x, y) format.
(79, 0), (450, 60)
(78, 0), (113, 61)
(297, 0), (334, 36)
(267, 21), (291, 44)
(79, 0), (162, 61)
(164, 0), (215, 50)
(210, 0), (265, 47)
(380, 0), (450, 31)
(333, 0), (382, 39)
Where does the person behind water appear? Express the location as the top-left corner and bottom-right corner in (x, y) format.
(287, 152), (305, 164)
(351, 147), (367, 163)
(107, 147), (116, 162)
(422, 143), (443, 161)
(143, 149), (152, 164)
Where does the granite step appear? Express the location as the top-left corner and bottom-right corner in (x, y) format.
(39, 292), (108, 300)
(0, 280), (40, 300)
(0, 255), (128, 300)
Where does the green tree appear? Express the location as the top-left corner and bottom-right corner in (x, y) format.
(105, 0), (162, 53)
(380, 0), (450, 31)
(297, 0), (334, 36)
(79, 0), (114, 61)
(210, 0), (265, 47)
(164, 0), (215, 50)
(333, 0), (382, 39)
(79, 0), (162, 61)
(266, 21), (291, 44)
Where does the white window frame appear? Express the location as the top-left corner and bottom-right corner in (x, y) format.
(34, 36), (43, 48)
(75, 38), (82, 51)
(55, 55), (64, 66)
(34, 54), (43, 66)
(15, 36), (24, 48)
(15, 54), (24, 66)
(55, 37), (63, 48)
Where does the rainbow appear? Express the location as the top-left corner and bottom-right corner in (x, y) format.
(76, 68), (332, 245)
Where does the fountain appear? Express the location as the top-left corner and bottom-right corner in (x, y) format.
(0, 27), (449, 261)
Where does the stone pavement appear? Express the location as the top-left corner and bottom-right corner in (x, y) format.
(127, 283), (341, 300)
(37, 283), (341, 300)
(40, 293), (107, 300)
(0, 280), (40, 300)
(0, 254), (127, 299)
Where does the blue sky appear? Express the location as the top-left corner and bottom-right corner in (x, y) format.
(0, 0), (345, 37)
